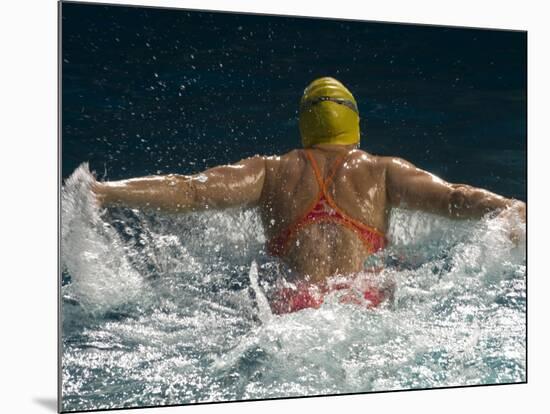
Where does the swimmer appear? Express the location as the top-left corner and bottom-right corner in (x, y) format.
(92, 77), (526, 313)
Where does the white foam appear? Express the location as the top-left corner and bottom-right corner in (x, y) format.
(61, 164), (144, 314)
(61, 164), (526, 409)
(248, 260), (274, 323)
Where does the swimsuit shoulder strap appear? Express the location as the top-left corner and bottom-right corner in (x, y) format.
(304, 149), (349, 195)
(304, 149), (324, 190)
(325, 152), (348, 189)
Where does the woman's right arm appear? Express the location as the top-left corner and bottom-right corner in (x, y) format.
(92, 155), (266, 213)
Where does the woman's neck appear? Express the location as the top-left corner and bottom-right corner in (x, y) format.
(310, 143), (358, 152)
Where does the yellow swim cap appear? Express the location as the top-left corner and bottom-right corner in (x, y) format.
(299, 77), (360, 148)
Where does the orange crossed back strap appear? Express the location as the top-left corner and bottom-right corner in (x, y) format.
(267, 149), (387, 256)
(304, 149), (347, 195)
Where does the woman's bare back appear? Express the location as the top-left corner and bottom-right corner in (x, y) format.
(259, 145), (389, 282)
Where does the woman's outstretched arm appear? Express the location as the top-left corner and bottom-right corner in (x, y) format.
(384, 157), (525, 221)
(92, 156), (266, 213)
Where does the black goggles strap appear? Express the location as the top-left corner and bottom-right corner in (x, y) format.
(300, 96), (359, 115)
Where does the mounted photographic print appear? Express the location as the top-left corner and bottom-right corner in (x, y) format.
(59, 1), (527, 412)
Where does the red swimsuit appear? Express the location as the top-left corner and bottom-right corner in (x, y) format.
(270, 278), (387, 315)
(267, 149), (388, 314)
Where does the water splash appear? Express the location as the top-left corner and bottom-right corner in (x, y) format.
(61, 163), (525, 411)
(61, 164), (145, 315)
(248, 260), (274, 323)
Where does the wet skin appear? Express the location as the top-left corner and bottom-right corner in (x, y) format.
(93, 143), (525, 283)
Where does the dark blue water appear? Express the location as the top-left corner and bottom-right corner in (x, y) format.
(61, 2), (526, 200)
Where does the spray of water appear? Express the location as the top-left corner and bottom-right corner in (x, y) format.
(61, 164), (145, 315)
(61, 164), (526, 411)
